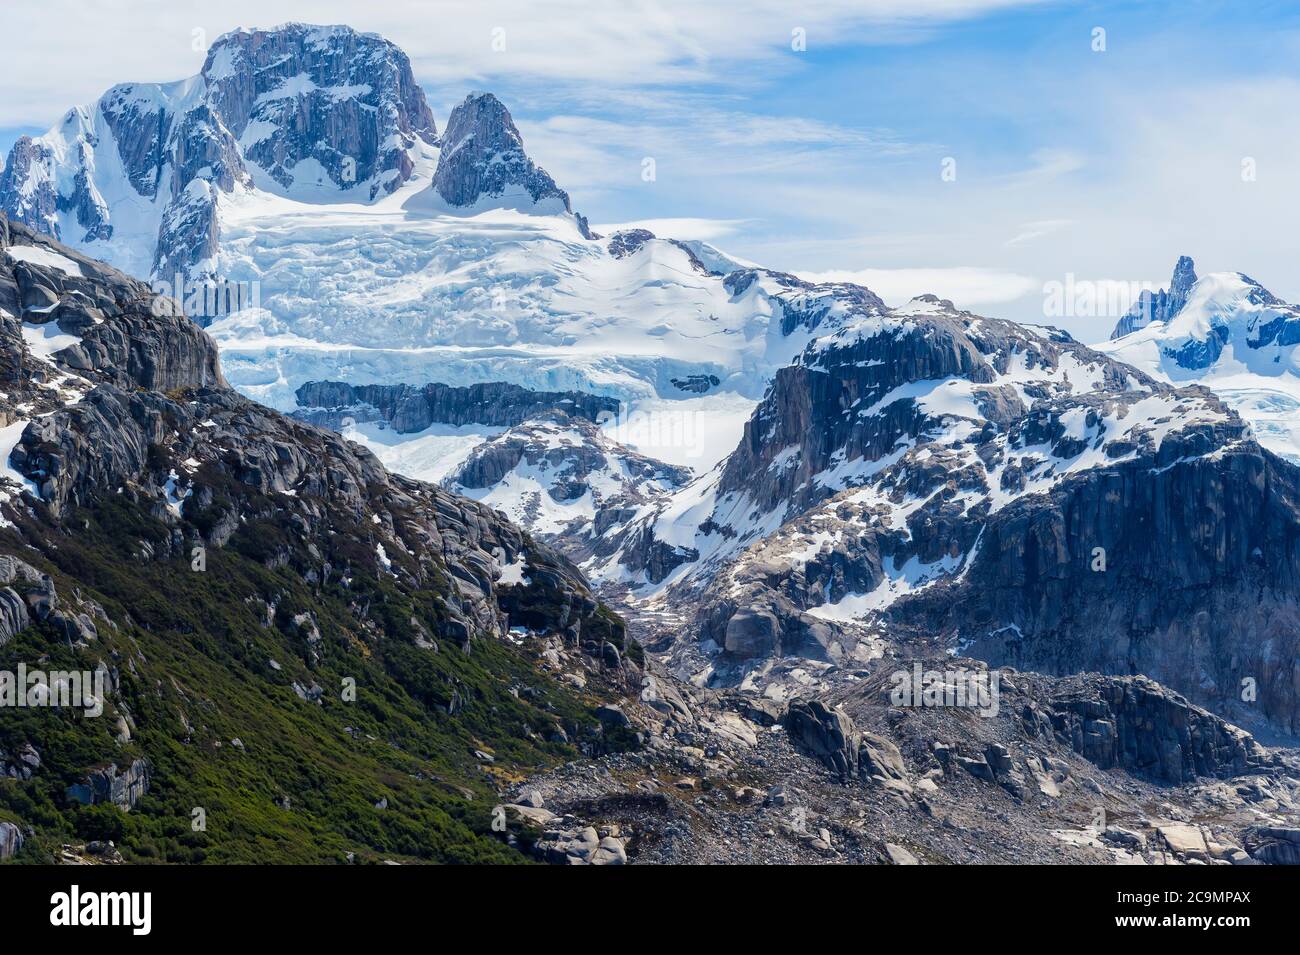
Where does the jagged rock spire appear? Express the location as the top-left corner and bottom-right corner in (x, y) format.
(1111, 255), (1197, 339)
(432, 92), (572, 213)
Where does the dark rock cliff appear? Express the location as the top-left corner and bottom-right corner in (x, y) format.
(432, 92), (571, 213)
(293, 379), (619, 433)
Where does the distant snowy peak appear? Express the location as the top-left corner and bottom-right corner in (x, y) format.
(0, 23), (439, 283)
(1105, 261), (1300, 373)
(432, 92), (580, 223)
(1098, 262), (1300, 461)
(1111, 255), (1197, 339)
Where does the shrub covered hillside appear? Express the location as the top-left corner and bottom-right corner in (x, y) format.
(0, 214), (639, 864)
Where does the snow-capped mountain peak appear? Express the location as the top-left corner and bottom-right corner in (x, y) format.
(432, 92), (577, 222)
(0, 23), (439, 284)
(200, 23), (437, 199)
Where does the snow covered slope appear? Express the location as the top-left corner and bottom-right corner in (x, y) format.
(445, 410), (693, 538)
(206, 187), (893, 412)
(1100, 257), (1300, 461)
(0, 23), (878, 432)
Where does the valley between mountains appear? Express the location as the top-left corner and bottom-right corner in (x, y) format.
(2, 23), (1300, 866)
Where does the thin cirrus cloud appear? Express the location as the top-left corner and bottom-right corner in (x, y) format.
(591, 218), (754, 243)
(797, 267), (1040, 309)
(0, 0), (1048, 127)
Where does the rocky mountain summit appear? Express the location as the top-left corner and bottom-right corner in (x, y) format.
(432, 92), (583, 227)
(0, 24), (908, 412)
(1101, 256), (1300, 462)
(0, 25), (602, 303)
(1111, 255), (1197, 339)
(0, 24), (438, 286)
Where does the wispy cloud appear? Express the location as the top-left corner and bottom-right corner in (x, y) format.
(0, 0), (1047, 127)
(797, 266), (1039, 307)
(591, 218), (752, 241)
(1004, 219), (1072, 246)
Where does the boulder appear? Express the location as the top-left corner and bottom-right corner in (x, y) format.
(724, 608), (780, 658)
(783, 699), (860, 782)
(1157, 824), (1208, 858)
(884, 842), (919, 865)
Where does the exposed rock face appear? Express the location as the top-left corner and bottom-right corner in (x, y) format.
(446, 410), (692, 545)
(782, 698), (908, 786)
(1111, 255), (1197, 339)
(503, 652), (1299, 864)
(0, 24), (439, 287)
(609, 289), (1300, 732)
(1045, 675), (1265, 784)
(1244, 826), (1300, 864)
(64, 759), (152, 811)
(607, 230), (656, 259)
(293, 379), (619, 433)
(782, 699), (861, 781)
(905, 427), (1300, 731)
(0, 588), (28, 647)
(0, 212), (624, 663)
(0, 137), (61, 239)
(670, 374), (720, 394)
(13, 267), (224, 393)
(0, 555), (43, 647)
(0, 821), (22, 859)
(201, 24), (436, 198)
(433, 92), (572, 215)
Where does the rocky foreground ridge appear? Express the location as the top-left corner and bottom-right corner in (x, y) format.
(493, 654), (1300, 865)
(0, 215), (644, 863)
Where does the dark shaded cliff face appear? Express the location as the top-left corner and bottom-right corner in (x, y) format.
(432, 92), (570, 213)
(898, 428), (1300, 732)
(0, 216), (638, 862)
(293, 379), (620, 433)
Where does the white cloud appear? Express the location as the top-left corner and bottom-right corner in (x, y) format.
(591, 218), (751, 241)
(796, 266), (1039, 307)
(1004, 219), (1072, 246)
(0, 0), (1046, 126)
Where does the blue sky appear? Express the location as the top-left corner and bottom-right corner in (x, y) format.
(4, 0), (1299, 340)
